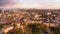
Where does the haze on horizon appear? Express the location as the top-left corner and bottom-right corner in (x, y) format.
(0, 0), (60, 9)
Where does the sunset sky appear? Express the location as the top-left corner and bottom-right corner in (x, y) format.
(0, 0), (60, 9)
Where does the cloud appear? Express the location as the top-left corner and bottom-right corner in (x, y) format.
(0, 3), (60, 9)
(0, 0), (60, 6)
(0, 0), (60, 9)
(0, 0), (14, 6)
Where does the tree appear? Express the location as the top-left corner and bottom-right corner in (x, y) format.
(14, 28), (23, 34)
(0, 25), (3, 29)
(27, 23), (42, 34)
(54, 25), (60, 34)
(13, 24), (17, 28)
